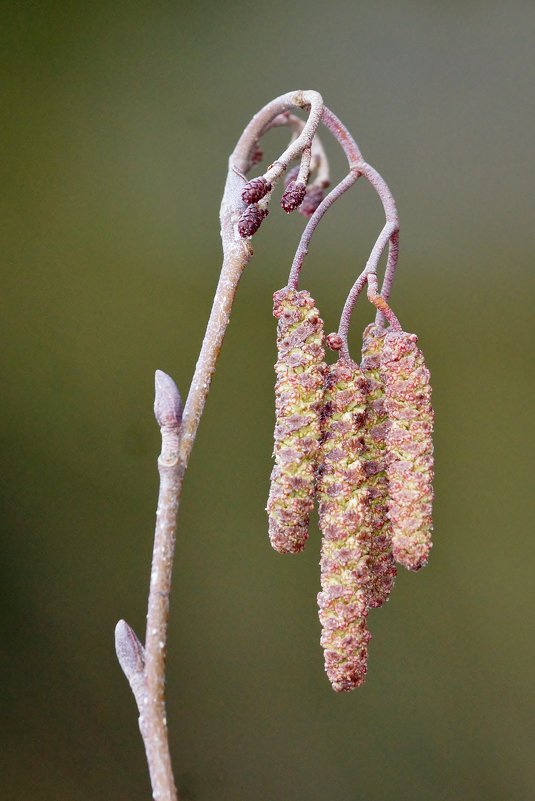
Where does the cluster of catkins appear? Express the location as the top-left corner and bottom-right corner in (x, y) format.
(266, 286), (434, 692)
(237, 164), (329, 238)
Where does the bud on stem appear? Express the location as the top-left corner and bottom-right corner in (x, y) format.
(154, 370), (182, 430)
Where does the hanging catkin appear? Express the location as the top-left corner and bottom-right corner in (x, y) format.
(360, 323), (397, 607)
(381, 330), (434, 571)
(317, 359), (372, 691)
(266, 287), (325, 554)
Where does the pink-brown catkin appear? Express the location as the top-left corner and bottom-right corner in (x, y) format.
(360, 324), (397, 607)
(381, 330), (434, 571)
(317, 359), (372, 691)
(266, 288), (325, 554)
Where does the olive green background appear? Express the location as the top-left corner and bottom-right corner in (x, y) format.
(2, 1), (534, 799)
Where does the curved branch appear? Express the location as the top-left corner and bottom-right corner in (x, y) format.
(366, 272), (401, 330)
(337, 219), (398, 359)
(288, 170), (359, 289)
(319, 107), (400, 343)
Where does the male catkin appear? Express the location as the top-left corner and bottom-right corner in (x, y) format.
(317, 359), (373, 691)
(381, 330), (434, 571)
(266, 288), (325, 554)
(360, 323), (397, 607)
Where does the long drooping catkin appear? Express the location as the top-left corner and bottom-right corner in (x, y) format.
(360, 323), (397, 607)
(317, 359), (372, 691)
(381, 330), (434, 571)
(266, 287), (325, 554)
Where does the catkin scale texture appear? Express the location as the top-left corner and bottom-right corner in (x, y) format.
(317, 359), (372, 691)
(360, 324), (397, 607)
(266, 288), (325, 554)
(381, 330), (434, 571)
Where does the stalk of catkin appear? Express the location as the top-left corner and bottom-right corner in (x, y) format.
(317, 359), (372, 691)
(266, 288), (325, 554)
(381, 330), (434, 571)
(360, 323), (397, 607)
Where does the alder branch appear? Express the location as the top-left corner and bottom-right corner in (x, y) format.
(114, 90), (402, 801)
(115, 90), (324, 801)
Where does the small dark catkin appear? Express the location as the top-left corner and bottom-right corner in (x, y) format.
(237, 204), (268, 238)
(241, 176), (271, 205)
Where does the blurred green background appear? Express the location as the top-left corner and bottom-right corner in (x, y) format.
(2, 1), (534, 799)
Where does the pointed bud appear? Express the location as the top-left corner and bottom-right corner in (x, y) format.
(237, 204), (268, 238)
(360, 324), (396, 607)
(267, 288), (326, 554)
(154, 370), (182, 429)
(317, 359), (372, 691)
(115, 619), (145, 682)
(299, 185), (326, 219)
(381, 330), (434, 571)
(280, 181), (307, 213)
(242, 176), (271, 205)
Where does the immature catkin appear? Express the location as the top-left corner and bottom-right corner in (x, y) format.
(237, 203), (268, 238)
(281, 181), (307, 213)
(360, 324), (397, 607)
(317, 359), (373, 691)
(381, 330), (434, 571)
(300, 185), (326, 218)
(242, 176), (271, 205)
(266, 288), (325, 554)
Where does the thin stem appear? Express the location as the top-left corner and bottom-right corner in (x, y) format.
(287, 106), (399, 306)
(267, 112), (330, 186)
(320, 105), (363, 166)
(288, 170), (359, 289)
(320, 107), (400, 330)
(366, 272), (401, 329)
(296, 145), (312, 185)
(287, 105), (364, 288)
(337, 219), (398, 359)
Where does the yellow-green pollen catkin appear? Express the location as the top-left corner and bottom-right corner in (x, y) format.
(381, 330), (434, 571)
(266, 287), (325, 554)
(317, 359), (372, 691)
(360, 323), (397, 607)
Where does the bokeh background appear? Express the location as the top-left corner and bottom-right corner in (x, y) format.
(2, 1), (534, 799)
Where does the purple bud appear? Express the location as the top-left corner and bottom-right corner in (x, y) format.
(280, 181), (307, 213)
(154, 370), (182, 429)
(299, 185), (326, 219)
(237, 204), (268, 238)
(250, 142), (263, 166)
(242, 177), (271, 205)
(326, 332), (343, 351)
